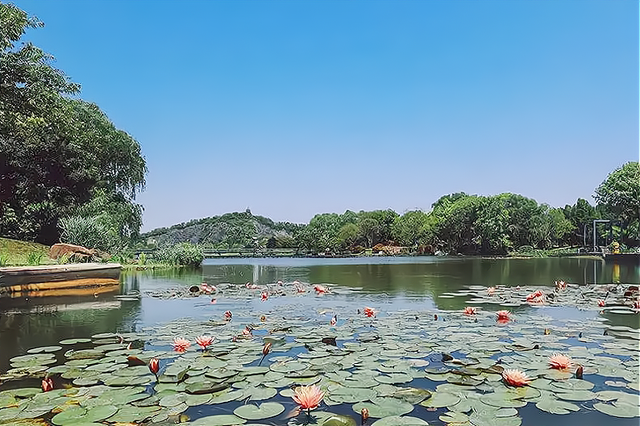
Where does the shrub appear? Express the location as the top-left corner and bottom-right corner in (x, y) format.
(59, 215), (121, 253)
(156, 243), (204, 267)
(0, 253), (8, 266)
(138, 252), (147, 266)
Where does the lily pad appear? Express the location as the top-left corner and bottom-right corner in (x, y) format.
(233, 402), (285, 420)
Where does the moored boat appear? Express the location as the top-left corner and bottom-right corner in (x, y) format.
(0, 263), (121, 296)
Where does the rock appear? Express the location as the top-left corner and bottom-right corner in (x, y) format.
(49, 243), (97, 262)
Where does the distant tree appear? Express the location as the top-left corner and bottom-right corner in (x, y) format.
(392, 210), (430, 246)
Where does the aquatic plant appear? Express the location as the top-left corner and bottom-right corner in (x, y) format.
(549, 353), (573, 370)
(172, 337), (191, 352)
(194, 335), (213, 351)
(292, 384), (325, 412)
(502, 369), (531, 387)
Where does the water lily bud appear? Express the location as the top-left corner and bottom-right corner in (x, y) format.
(361, 407), (369, 423)
(149, 358), (159, 375)
(262, 342), (272, 356)
(41, 377), (54, 392)
(544, 328), (551, 335)
(576, 365), (584, 379)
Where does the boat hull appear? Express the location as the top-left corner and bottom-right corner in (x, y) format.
(0, 263), (121, 296)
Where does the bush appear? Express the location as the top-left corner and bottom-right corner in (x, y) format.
(0, 253), (8, 266)
(155, 243), (204, 267)
(59, 215), (121, 253)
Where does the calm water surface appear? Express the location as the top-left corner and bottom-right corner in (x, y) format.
(0, 256), (638, 424)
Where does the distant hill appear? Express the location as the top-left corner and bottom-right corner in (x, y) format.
(139, 210), (304, 249)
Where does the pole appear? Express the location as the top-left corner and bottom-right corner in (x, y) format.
(592, 220), (610, 253)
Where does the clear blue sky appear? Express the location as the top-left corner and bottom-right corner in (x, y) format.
(12, 0), (639, 231)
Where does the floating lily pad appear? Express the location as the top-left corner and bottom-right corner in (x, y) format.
(233, 402), (285, 420)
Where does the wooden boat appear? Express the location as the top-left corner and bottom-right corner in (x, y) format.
(0, 263), (121, 296)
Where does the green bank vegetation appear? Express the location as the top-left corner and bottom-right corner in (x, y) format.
(139, 162), (639, 257)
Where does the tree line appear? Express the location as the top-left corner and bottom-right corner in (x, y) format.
(139, 161), (639, 256)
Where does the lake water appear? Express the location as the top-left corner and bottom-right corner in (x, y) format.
(0, 256), (638, 425)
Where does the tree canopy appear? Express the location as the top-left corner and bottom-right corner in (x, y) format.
(594, 161), (639, 245)
(0, 2), (146, 246)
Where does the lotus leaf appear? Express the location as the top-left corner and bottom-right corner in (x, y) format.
(233, 402), (285, 420)
(353, 397), (414, 418)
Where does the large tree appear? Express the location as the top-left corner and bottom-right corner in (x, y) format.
(0, 3), (146, 245)
(594, 162), (640, 245)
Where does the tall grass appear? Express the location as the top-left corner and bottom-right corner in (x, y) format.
(27, 252), (43, 266)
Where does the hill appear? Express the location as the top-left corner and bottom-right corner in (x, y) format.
(0, 237), (51, 266)
(139, 211), (304, 249)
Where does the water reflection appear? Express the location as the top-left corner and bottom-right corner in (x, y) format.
(0, 257), (638, 374)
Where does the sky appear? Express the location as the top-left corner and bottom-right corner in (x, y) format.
(11, 0), (639, 231)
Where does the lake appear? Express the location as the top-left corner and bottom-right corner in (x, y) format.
(0, 256), (638, 425)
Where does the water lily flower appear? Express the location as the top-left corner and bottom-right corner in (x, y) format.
(261, 291), (269, 301)
(363, 307), (376, 318)
(549, 353), (572, 370)
(41, 377), (54, 392)
(597, 299), (605, 307)
(172, 337), (191, 353)
(292, 384), (325, 413)
(314, 284), (328, 294)
(330, 315), (337, 326)
(632, 299), (640, 309)
(496, 310), (511, 320)
(526, 290), (543, 301)
(277, 280), (283, 286)
(502, 369), (531, 387)
(242, 326), (253, 337)
(246, 282), (259, 289)
(576, 365), (584, 379)
(149, 358), (159, 376)
(487, 287), (496, 295)
(555, 280), (567, 289)
(224, 310), (232, 321)
(195, 335), (214, 350)
(463, 306), (477, 315)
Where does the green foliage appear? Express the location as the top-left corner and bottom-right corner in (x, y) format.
(155, 243), (204, 267)
(0, 3), (146, 245)
(0, 252), (8, 266)
(594, 161), (640, 245)
(57, 253), (70, 265)
(138, 252), (146, 266)
(58, 215), (121, 253)
(26, 251), (42, 265)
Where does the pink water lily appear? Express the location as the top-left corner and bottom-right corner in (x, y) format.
(502, 369), (531, 387)
(292, 384), (324, 412)
(172, 337), (191, 353)
(549, 353), (572, 370)
(463, 306), (477, 315)
(195, 335), (214, 350)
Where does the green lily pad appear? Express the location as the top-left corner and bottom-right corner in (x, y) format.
(593, 401), (640, 418)
(420, 392), (460, 408)
(353, 398), (414, 418)
(370, 416), (429, 426)
(190, 414), (247, 425)
(233, 402), (285, 420)
(535, 398), (579, 414)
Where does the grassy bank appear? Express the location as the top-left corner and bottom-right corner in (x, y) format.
(0, 237), (52, 266)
